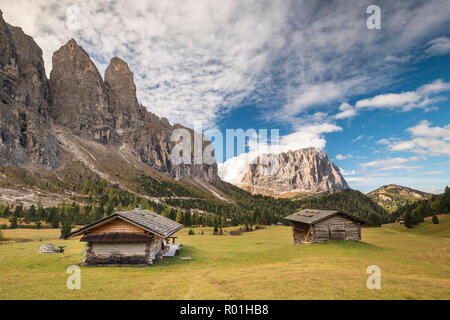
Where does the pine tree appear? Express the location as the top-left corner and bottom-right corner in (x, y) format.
(404, 212), (413, 228)
(61, 220), (72, 237)
(10, 216), (18, 229)
(432, 214), (439, 225)
(176, 210), (183, 223)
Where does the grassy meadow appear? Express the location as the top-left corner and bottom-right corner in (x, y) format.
(0, 215), (449, 300)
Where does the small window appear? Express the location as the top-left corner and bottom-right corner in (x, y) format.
(329, 224), (346, 240)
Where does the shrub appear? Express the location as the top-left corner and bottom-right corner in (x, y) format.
(188, 229), (195, 235)
(0, 226), (3, 241)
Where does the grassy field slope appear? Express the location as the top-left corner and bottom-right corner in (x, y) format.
(0, 218), (449, 300)
(383, 215), (450, 238)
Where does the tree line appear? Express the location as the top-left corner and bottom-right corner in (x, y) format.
(392, 186), (450, 228)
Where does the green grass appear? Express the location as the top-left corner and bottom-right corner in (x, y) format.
(383, 215), (450, 238)
(1, 218), (449, 300)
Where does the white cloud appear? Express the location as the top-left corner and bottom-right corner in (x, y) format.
(418, 79), (450, 96)
(425, 37), (450, 57)
(336, 154), (353, 161)
(356, 92), (420, 109)
(360, 157), (418, 171)
(386, 121), (450, 156)
(336, 79), (450, 117)
(335, 103), (357, 120)
(345, 177), (364, 183)
(340, 169), (357, 176)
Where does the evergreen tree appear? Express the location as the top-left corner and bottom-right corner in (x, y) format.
(51, 214), (59, 228)
(404, 212), (413, 228)
(176, 209), (183, 223)
(432, 214), (439, 225)
(10, 215), (18, 229)
(61, 220), (72, 237)
(0, 225), (3, 240)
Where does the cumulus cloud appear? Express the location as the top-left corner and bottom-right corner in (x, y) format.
(340, 169), (358, 176)
(356, 92), (420, 109)
(360, 157), (419, 171)
(335, 103), (357, 120)
(387, 121), (450, 156)
(336, 154), (353, 160)
(335, 79), (450, 119)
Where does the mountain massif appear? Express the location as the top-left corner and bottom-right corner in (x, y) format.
(0, 10), (217, 186)
(239, 148), (349, 197)
(0, 12), (411, 228)
(367, 184), (433, 213)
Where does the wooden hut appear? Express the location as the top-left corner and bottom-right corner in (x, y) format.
(284, 209), (369, 244)
(63, 208), (183, 265)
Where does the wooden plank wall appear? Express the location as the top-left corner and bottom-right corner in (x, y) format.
(312, 214), (361, 243)
(87, 218), (145, 235)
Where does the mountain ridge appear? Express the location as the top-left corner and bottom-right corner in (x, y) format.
(239, 148), (349, 197)
(367, 184), (433, 213)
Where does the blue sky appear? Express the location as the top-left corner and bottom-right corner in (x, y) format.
(2, 0), (449, 193)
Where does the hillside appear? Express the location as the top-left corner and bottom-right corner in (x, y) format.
(368, 184), (433, 213)
(384, 215), (450, 238)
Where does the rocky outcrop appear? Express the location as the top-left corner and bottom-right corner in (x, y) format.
(104, 57), (153, 130)
(0, 10), (60, 168)
(239, 148), (349, 196)
(49, 39), (119, 145)
(1, 13), (218, 182)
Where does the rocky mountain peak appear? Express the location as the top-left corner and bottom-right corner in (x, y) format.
(1, 15), (218, 183)
(104, 56), (148, 129)
(49, 39), (119, 145)
(239, 148), (349, 197)
(0, 13), (60, 168)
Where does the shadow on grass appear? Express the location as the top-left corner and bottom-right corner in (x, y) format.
(316, 240), (384, 251)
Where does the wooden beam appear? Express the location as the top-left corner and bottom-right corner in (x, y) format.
(304, 227), (312, 243)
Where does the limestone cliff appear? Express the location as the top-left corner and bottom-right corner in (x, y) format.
(239, 148), (349, 196)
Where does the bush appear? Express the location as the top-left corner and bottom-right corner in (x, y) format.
(0, 226), (3, 241)
(432, 214), (439, 225)
(188, 229), (195, 235)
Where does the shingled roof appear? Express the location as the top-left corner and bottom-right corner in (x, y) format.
(63, 209), (184, 239)
(284, 209), (370, 225)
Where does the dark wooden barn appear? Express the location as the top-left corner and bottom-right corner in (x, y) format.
(284, 209), (369, 244)
(63, 208), (183, 265)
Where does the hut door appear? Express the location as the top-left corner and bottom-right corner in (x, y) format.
(329, 224), (346, 240)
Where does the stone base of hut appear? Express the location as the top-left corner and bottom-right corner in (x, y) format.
(83, 236), (165, 266)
